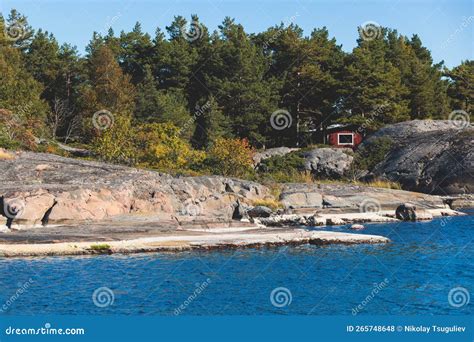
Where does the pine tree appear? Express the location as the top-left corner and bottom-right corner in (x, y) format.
(205, 17), (280, 147)
(161, 16), (198, 93)
(135, 65), (191, 134)
(385, 31), (449, 119)
(191, 96), (231, 149)
(117, 22), (154, 84)
(446, 60), (473, 114)
(340, 30), (410, 128)
(0, 17), (48, 145)
(78, 45), (135, 140)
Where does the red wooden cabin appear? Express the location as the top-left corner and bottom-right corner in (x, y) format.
(325, 124), (363, 148)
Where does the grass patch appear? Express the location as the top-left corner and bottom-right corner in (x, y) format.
(362, 179), (402, 190)
(89, 244), (111, 251)
(252, 198), (284, 210)
(314, 178), (402, 189)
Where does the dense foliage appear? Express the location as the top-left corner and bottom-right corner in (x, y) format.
(0, 10), (472, 177)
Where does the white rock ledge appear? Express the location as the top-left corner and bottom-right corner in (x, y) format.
(0, 229), (390, 257)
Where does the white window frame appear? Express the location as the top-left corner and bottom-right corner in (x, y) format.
(337, 133), (354, 146)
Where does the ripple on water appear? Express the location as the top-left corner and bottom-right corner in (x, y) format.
(0, 214), (472, 315)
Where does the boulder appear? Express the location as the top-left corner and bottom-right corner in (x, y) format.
(280, 191), (323, 209)
(350, 224), (365, 230)
(306, 215), (326, 226)
(302, 148), (353, 179)
(253, 147), (300, 166)
(257, 214), (308, 227)
(326, 217), (345, 225)
(247, 205), (273, 218)
(395, 203), (417, 221)
(232, 200), (250, 220)
(362, 120), (473, 195)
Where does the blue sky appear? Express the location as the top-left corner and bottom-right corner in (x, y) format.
(1, 0), (472, 67)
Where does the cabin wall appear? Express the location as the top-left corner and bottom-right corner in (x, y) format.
(327, 130), (363, 148)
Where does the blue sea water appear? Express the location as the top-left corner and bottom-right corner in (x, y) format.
(0, 213), (472, 316)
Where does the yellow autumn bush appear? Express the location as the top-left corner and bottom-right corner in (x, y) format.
(206, 137), (255, 178)
(135, 122), (205, 171)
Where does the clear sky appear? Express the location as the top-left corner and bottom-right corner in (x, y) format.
(1, 0), (472, 67)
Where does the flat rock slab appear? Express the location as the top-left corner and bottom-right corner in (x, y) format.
(0, 229), (390, 257)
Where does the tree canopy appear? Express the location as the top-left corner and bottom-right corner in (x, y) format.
(0, 9), (471, 154)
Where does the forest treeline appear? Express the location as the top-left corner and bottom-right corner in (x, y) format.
(0, 10), (472, 176)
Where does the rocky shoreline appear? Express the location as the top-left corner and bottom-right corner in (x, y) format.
(0, 149), (470, 257)
(0, 225), (391, 257)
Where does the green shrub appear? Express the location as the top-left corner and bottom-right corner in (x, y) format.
(204, 138), (255, 178)
(256, 150), (314, 183)
(258, 150), (306, 174)
(354, 137), (394, 171)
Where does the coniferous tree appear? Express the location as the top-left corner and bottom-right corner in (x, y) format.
(206, 17), (280, 147)
(117, 22), (154, 84)
(385, 31), (449, 119)
(446, 60), (473, 114)
(135, 65), (191, 134)
(78, 45), (135, 140)
(339, 29), (410, 128)
(0, 16), (48, 145)
(191, 96), (231, 149)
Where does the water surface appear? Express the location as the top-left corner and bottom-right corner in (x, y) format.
(0, 213), (472, 315)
